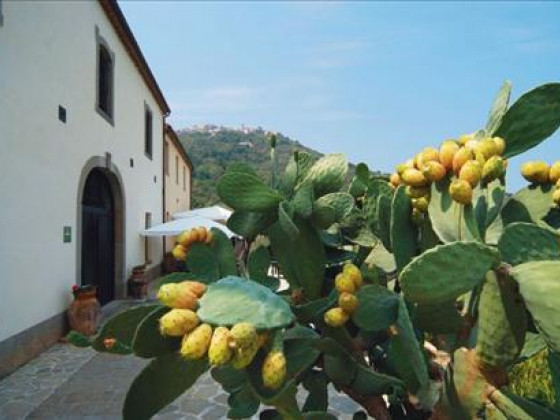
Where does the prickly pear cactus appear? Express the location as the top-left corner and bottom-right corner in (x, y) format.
(66, 81), (560, 419)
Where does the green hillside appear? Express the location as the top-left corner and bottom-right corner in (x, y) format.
(178, 127), (374, 208)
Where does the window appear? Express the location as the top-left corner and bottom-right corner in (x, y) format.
(183, 166), (186, 191)
(144, 212), (152, 264)
(145, 106), (153, 159)
(163, 141), (169, 175)
(97, 45), (113, 120)
(96, 28), (114, 123)
(175, 155), (179, 185)
(0, 0), (4, 27)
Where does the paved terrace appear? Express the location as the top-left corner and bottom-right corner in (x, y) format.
(0, 300), (362, 419)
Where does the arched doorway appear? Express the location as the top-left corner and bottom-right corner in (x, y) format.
(81, 168), (115, 305)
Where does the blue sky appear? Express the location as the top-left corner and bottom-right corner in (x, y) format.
(120, 1), (560, 191)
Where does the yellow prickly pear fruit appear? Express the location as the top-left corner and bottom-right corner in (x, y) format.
(464, 139), (479, 152)
(172, 244), (188, 262)
(482, 156), (504, 184)
(179, 281), (206, 298)
(338, 292), (358, 314)
(458, 133), (475, 146)
(406, 185), (430, 199)
(476, 138), (499, 159)
(521, 161), (550, 183)
(416, 147), (440, 170)
(208, 327), (233, 366)
(452, 147), (474, 176)
(231, 340), (260, 369)
(177, 230), (191, 247)
(401, 168), (428, 187)
(396, 159), (415, 175)
(343, 263), (363, 289)
(412, 196), (429, 213)
(189, 228), (201, 243)
(335, 273), (356, 294)
(549, 161), (560, 183)
(157, 283), (199, 310)
(390, 173), (401, 188)
(439, 140), (460, 171)
(159, 309), (199, 337)
(205, 230), (214, 244)
(180, 323), (212, 360)
(196, 227), (207, 243)
(473, 149), (486, 166)
(324, 307), (349, 327)
(230, 323), (258, 349)
(422, 161), (446, 182)
(492, 137), (506, 155)
(262, 350), (287, 389)
(459, 160), (482, 187)
(449, 179), (473, 205)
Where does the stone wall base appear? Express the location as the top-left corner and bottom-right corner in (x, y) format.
(0, 311), (67, 379)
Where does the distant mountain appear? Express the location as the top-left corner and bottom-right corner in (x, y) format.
(177, 125), (379, 208)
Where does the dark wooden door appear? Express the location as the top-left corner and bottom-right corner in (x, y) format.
(81, 169), (115, 305)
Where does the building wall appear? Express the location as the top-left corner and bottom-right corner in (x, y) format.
(164, 134), (192, 251)
(0, 1), (164, 342)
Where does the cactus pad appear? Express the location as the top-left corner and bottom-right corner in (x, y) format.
(496, 83), (560, 158)
(315, 192), (354, 222)
(498, 222), (560, 266)
(512, 261), (560, 353)
(390, 185), (418, 271)
(217, 171), (283, 212)
(197, 276), (295, 329)
(486, 80), (512, 135)
(304, 153), (348, 197)
(227, 210), (278, 239)
(413, 301), (462, 334)
(352, 285), (400, 331)
(400, 241), (500, 304)
(476, 271), (527, 368)
(428, 178), (481, 243)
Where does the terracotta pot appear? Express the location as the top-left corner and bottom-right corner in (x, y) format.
(128, 278), (148, 299)
(67, 287), (101, 336)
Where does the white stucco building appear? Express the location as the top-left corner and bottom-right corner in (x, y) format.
(164, 125), (193, 251)
(0, 0), (175, 375)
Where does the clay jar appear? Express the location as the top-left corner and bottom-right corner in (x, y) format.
(67, 286), (101, 336)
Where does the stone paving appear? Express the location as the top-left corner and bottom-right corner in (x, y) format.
(0, 300), (363, 419)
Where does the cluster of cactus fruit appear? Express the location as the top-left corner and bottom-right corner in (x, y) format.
(390, 134), (507, 223)
(67, 81), (560, 420)
(158, 280), (287, 389)
(171, 226), (214, 262)
(324, 263), (362, 327)
(521, 160), (560, 206)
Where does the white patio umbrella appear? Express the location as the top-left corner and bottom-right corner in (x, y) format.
(172, 205), (232, 221)
(141, 216), (237, 238)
